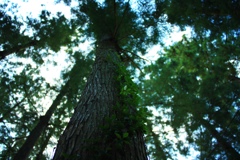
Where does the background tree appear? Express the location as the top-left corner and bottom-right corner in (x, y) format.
(156, 0), (240, 36)
(0, 3), (76, 61)
(143, 35), (240, 159)
(140, 0), (240, 159)
(0, 1), (92, 159)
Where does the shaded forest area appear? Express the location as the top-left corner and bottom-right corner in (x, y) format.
(0, 0), (239, 159)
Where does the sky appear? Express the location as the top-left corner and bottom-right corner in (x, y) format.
(4, 0), (72, 18)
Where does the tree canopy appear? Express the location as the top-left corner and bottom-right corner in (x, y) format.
(0, 0), (239, 159)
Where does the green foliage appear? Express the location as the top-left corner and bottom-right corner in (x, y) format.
(160, 0), (240, 35)
(72, 0), (165, 56)
(0, 51), (93, 159)
(34, 11), (76, 52)
(0, 63), (49, 159)
(116, 64), (147, 133)
(0, 2), (77, 62)
(0, 5), (27, 46)
(96, 63), (148, 157)
(143, 34), (240, 159)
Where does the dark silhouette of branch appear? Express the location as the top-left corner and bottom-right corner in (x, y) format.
(0, 40), (38, 60)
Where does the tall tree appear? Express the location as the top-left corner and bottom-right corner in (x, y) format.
(52, 0), (163, 159)
(12, 53), (92, 160)
(0, 49), (92, 159)
(143, 35), (240, 159)
(0, 63), (49, 159)
(143, 1), (240, 159)
(0, 5), (75, 62)
(0, 1), (93, 159)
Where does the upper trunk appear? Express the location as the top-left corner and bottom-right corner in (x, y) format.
(53, 38), (147, 160)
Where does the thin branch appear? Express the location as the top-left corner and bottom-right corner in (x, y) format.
(122, 48), (150, 62)
(226, 109), (239, 129)
(113, 0), (117, 30)
(113, 0), (130, 37)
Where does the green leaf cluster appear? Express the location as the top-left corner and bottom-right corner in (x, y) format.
(143, 34), (240, 159)
(161, 0), (240, 35)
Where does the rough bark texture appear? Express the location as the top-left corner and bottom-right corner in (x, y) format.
(53, 39), (147, 160)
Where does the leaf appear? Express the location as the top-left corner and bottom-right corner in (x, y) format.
(123, 132), (129, 138)
(115, 132), (121, 139)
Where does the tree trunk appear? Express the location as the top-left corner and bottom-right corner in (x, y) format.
(53, 39), (147, 160)
(13, 80), (70, 160)
(146, 120), (167, 160)
(192, 105), (240, 158)
(36, 128), (54, 160)
(200, 118), (240, 159)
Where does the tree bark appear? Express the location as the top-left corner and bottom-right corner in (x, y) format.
(53, 39), (147, 160)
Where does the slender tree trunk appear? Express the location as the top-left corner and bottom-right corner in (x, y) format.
(192, 105), (240, 158)
(13, 80), (70, 160)
(200, 118), (240, 159)
(0, 97), (26, 123)
(36, 128), (54, 160)
(53, 39), (147, 160)
(146, 120), (167, 160)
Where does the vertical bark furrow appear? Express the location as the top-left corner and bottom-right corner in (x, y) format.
(53, 40), (147, 160)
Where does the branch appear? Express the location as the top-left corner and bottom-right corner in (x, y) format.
(113, 0), (117, 29)
(113, 0), (130, 37)
(0, 40), (38, 60)
(122, 48), (150, 62)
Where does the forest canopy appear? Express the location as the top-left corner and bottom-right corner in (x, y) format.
(0, 0), (239, 159)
